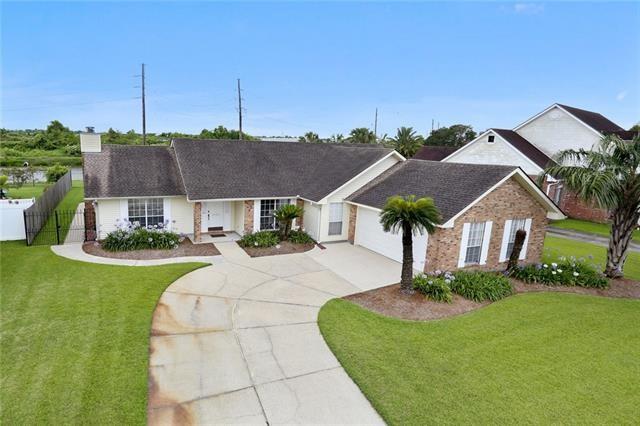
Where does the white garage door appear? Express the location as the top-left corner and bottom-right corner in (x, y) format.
(354, 207), (428, 271)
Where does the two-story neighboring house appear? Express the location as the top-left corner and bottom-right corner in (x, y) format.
(440, 103), (636, 222)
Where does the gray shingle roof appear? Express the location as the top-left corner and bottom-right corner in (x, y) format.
(492, 129), (554, 170)
(83, 145), (186, 199)
(171, 139), (394, 201)
(558, 104), (625, 134)
(347, 160), (517, 222)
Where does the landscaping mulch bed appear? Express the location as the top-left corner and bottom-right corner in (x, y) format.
(83, 239), (220, 260)
(346, 278), (640, 321)
(239, 241), (316, 257)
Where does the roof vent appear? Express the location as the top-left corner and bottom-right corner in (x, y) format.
(488, 135), (495, 143)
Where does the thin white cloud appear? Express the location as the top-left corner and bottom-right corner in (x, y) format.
(616, 91), (627, 101)
(513, 3), (545, 15)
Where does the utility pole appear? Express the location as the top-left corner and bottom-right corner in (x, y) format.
(141, 63), (146, 145)
(431, 119), (434, 134)
(374, 108), (378, 140)
(237, 78), (243, 140)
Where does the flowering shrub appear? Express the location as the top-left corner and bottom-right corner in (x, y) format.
(450, 270), (513, 302)
(413, 272), (453, 303)
(509, 257), (608, 289)
(238, 231), (279, 248)
(288, 229), (314, 244)
(101, 219), (181, 252)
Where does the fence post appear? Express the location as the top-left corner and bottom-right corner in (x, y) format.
(23, 211), (29, 246)
(55, 210), (60, 245)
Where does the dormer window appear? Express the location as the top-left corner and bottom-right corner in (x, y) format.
(487, 135), (495, 143)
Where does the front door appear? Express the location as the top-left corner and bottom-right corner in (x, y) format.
(204, 202), (224, 230)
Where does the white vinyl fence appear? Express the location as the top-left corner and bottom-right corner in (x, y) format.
(0, 199), (35, 240)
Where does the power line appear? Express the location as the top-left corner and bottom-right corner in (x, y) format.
(374, 108), (378, 140)
(237, 78), (243, 140)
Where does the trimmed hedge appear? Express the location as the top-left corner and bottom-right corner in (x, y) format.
(102, 224), (180, 252)
(450, 270), (513, 302)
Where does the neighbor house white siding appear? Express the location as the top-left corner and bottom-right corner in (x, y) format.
(95, 199), (121, 239)
(516, 106), (601, 158)
(318, 154), (400, 242)
(444, 132), (542, 175)
(303, 201), (321, 241)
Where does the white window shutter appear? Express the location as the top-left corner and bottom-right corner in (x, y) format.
(163, 198), (171, 230)
(519, 218), (532, 260)
(499, 219), (512, 262)
(458, 223), (471, 268)
(253, 200), (260, 232)
(479, 221), (493, 265)
(120, 199), (128, 221)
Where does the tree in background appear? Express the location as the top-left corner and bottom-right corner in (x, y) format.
(389, 127), (424, 157)
(380, 195), (441, 294)
(329, 134), (345, 144)
(199, 125), (254, 140)
(299, 132), (320, 143)
(425, 124), (476, 147)
(0, 175), (8, 199)
(29, 120), (78, 151)
(46, 164), (70, 183)
(348, 127), (377, 144)
(544, 135), (640, 278)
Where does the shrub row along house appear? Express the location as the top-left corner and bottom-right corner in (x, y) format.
(415, 103), (637, 222)
(82, 133), (563, 272)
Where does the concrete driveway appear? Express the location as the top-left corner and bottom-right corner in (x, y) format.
(148, 242), (400, 425)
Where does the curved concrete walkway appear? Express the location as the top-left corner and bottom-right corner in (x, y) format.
(51, 243), (222, 266)
(147, 242), (401, 425)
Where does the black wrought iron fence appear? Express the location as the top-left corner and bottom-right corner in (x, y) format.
(23, 209), (92, 245)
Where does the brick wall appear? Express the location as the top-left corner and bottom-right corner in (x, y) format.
(558, 190), (609, 223)
(193, 202), (202, 242)
(424, 177), (548, 272)
(84, 201), (96, 241)
(348, 204), (357, 243)
(244, 200), (254, 234)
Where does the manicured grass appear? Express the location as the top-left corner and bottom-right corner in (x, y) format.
(5, 183), (49, 199)
(544, 235), (640, 281)
(33, 182), (85, 244)
(0, 241), (205, 424)
(550, 218), (640, 242)
(319, 294), (640, 425)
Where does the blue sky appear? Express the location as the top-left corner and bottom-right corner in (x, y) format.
(2, 1), (639, 137)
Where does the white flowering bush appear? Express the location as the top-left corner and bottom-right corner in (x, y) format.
(412, 271), (453, 303)
(509, 256), (608, 289)
(101, 219), (181, 252)
(413, 270), (513, 303)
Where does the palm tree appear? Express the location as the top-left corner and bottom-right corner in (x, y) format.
(299, 132), (320, 143)
(390, 127), (424, 157)
(544, 135), (640, 278)
(274, 204), (304, 239)
(348, 127), (376, 144)
(380, 195), (441, 293)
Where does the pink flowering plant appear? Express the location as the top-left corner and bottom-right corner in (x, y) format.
(101, 219), (181, 251)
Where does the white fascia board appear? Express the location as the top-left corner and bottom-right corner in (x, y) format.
(441, 168), (565, 227)
(318, 151), (404, 203)
(187, 195), (298, 203)
(512, 103), (603, 138)
(88, 195), (184, 201)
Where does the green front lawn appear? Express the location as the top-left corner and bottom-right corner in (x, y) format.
(550, 218), (640, 242)
(319, 294), (640, 425)
(544, 235), (640, 281)
(0, 241), (205, 424)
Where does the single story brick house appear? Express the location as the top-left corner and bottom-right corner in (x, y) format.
(82, 134), (564, 272)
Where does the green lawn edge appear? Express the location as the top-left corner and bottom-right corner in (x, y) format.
(550, 218), (640, 242)
(0, 241), (207, 424)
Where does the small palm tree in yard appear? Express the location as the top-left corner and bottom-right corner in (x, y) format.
(544, 135), (640, 278)
(380, 195), (441, 294)
(390, 127), (424, 157)
(274, 204), (304, 239)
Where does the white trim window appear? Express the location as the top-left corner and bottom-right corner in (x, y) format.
(500, 218), (533, 262)
(328, 203), (343, 236)
(127, 198), (164, 227)
(260, 199), (288, 230)
(465, 222), (485, 264)
(458, 221), (493, 267)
